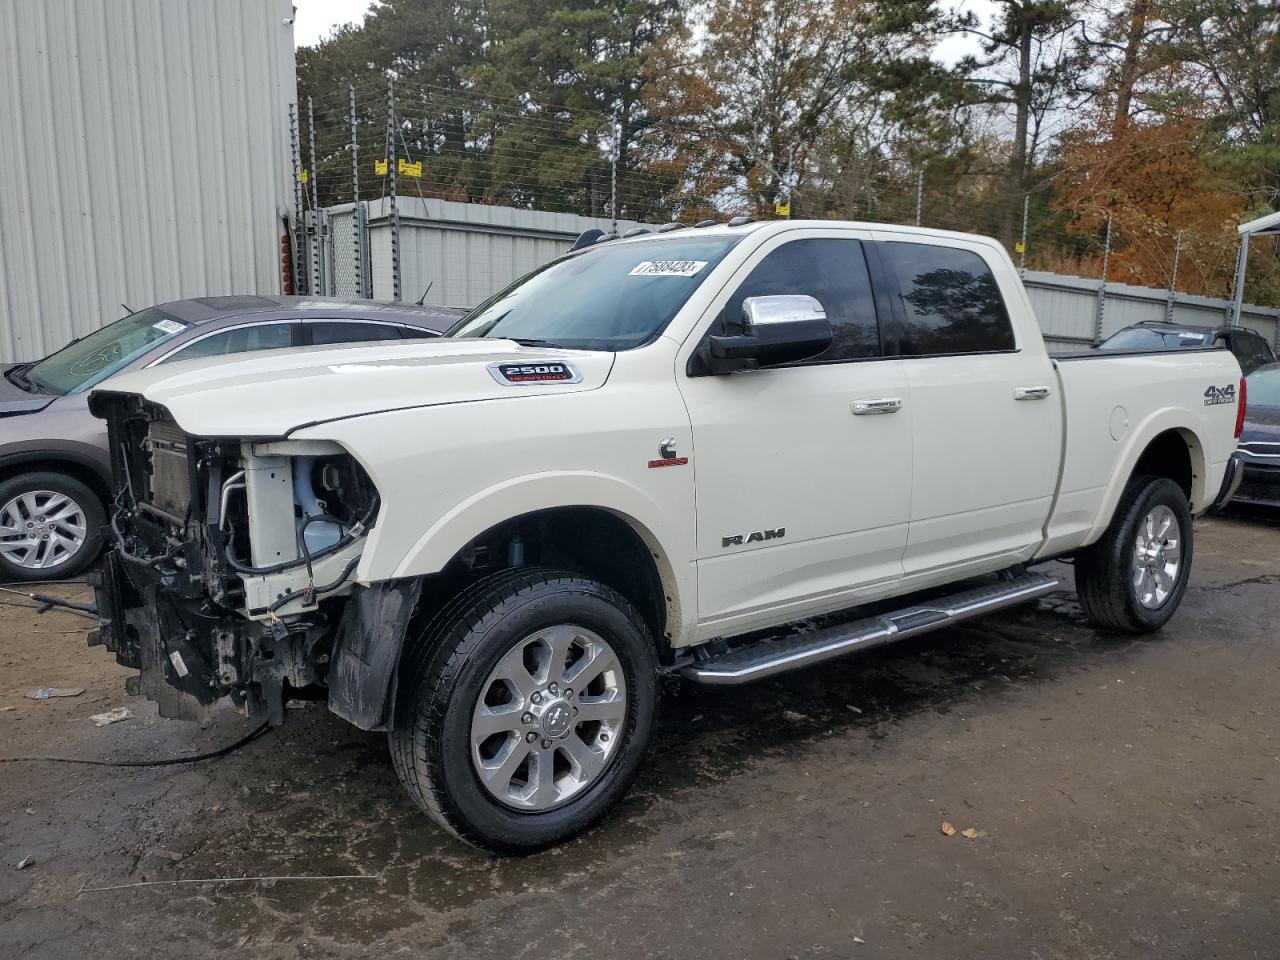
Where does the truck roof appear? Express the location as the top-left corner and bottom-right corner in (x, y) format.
(569, 218), (1004, 254)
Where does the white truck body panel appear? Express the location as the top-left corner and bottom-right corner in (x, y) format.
(96, 220), (1242, 650)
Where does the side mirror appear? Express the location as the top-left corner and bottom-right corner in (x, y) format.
(703, 295), (833, 374)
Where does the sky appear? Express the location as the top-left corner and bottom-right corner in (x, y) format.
(292, 0), (999, 56)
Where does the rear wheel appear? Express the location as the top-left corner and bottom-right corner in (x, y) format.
(389, 567), (658, 852)
(1075, 476), (1193, 633)
(0, 472), (104, 582)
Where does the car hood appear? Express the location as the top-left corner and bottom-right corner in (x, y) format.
(0, 367), (56, 416)
(90, 339), (615, 437)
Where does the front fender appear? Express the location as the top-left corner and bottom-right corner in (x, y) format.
(380, 470), (694, 642)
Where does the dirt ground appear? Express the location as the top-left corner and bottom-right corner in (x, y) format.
(1, 511), (1278, 959)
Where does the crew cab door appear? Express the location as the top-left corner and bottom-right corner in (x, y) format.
(677, 230), (912, 634)
(871, 234), (1061, 574)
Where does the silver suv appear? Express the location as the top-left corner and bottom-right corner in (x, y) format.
(0, 295), (461, 581)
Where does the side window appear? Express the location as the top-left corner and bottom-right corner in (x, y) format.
(306, 321), (402, 345)
(396, 325), (437, 340)
(723, 238), (880, 361)
(880, 242), (1016, 356)
(161, 323), (293, 363)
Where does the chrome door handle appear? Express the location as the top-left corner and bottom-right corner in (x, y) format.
(1014, 386), (1052, 401)
(852, 397), (903, 416)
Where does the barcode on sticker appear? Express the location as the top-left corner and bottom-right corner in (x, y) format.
(628, 260), (707, 278)
(152, 319), (184, 335)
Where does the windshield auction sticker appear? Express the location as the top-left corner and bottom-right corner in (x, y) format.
(151, 319), (185, 335)
(628, 260), (708, 277)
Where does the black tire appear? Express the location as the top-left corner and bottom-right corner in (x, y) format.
(0, 472), (105, 583)
(1075, 475), (1194, 633)
(389, 567), (658, 853)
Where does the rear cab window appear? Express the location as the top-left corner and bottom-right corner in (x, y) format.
(877, 241), (1015, 356)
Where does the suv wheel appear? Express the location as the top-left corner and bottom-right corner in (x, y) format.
(389, 567), (658, 852)
(1075, 476), (1194, 633)
(0, 472), (105, 582)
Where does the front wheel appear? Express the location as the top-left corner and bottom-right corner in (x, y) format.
(1075, 476), (1194, 633)
(0, 472), (105, 582)
(389, 568), (658, 853)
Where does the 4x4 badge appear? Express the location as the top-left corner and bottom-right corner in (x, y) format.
(1204, 383), (1236, 406)
(648, 438), (688, 468)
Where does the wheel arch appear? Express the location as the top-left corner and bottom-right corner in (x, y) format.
(1083, 419), (1207, 546)
(0, 450), (111, 508)
(330, 500), (687, 733)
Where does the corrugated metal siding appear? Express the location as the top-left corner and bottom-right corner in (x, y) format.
(0, 0), (296, 362)
(360, 197), (647, 308)
(1023, 271), (1279, 351)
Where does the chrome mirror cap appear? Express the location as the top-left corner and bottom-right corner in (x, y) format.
(742, 295), (827, 332)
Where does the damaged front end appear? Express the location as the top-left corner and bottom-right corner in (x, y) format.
(87, 392), (386, 725)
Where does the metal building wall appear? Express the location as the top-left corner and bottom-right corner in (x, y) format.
(358, 197), (647, 308)
(1022, 271), (1279, 352)
(0, 0), (297, 363)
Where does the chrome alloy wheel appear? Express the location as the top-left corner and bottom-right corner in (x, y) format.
(0, 490), (88, 570)
(1131, 504), (1182, 609)
(470, 624), (627, 812)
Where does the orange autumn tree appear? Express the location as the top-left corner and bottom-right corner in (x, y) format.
(1052, 117), (1245, 296)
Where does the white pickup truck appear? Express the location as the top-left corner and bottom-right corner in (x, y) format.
(88, 220), (1245, 851)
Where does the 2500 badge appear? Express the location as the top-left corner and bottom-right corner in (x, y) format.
(489, 361), (583, 385)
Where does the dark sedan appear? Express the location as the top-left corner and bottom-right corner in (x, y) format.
(0, 295), (462, 580)
(1235, 361), (1280, 508)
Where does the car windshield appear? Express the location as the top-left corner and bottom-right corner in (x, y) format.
(26, 308), (188, 395)
(447, 235), (741, 350)
(1100, 327), (1212, 351)
(1246, 366), (1280, 408)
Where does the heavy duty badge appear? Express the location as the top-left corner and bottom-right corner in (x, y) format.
(488, 361), (582, 385)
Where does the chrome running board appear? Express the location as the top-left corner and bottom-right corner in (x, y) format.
(680, 572), (1059, 686)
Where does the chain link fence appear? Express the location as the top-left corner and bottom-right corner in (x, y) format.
(286, 76), (1276, 351)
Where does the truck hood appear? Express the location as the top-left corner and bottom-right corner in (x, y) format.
(90, 339), (615, 437)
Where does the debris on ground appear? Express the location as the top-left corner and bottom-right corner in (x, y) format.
(16, 855), (34, 870)
(89, 707), (133, 727)
(961, 827), (978, 839)
(27, 687), (85, 700)
(845, 704), (863, 714)
(781, 710), (808, 722)
(0, 706), (15, 713)
(940, 821), (957, 836)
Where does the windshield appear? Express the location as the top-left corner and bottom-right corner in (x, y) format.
(1101, 327), (1212, 351)
(27, 308), (188, 394)
(1247, 366), (1280, 408)
(448, 235), (741, 350)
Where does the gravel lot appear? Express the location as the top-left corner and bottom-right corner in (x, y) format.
(1, 511), (1278, 959)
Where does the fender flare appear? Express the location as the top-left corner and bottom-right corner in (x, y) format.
(1082, 411), (1207, 546)
(381, 470), (693, 635)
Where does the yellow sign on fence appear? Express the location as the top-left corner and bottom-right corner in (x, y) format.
(373, 159), (388, 176)
(398, 158), (423, 178)
(774, 199), (791, 218)
(1014, 241), (1026, 254)
(298, 169), (309, 184)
